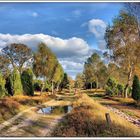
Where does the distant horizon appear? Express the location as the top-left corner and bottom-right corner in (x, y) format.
(0, 2), (123, 79)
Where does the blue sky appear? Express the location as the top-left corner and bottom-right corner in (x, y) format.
(0, 2), (123, 79)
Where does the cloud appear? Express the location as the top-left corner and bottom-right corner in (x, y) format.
(72, 10), (82, 17)
(88, 19), (106, 38)
(60, 60), (83, 71)
(88, 19), (107, 50)
(81, 22), (87, 28)
(0, 33), (97, 79)
(0, 33), (91, 58)
(32, 12), (38, 17)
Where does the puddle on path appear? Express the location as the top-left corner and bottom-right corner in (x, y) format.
(37, 105), (72, 115)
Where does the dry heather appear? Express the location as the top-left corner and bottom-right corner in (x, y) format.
(11, 94), (49, 106)
(0, 94), (50, 123)
(52, 94), (140, 137)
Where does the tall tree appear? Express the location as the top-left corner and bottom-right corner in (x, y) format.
(105, 11), (140, 98)
(98, 64), (108, 88)
(75, 73), (85, 89)
(33, 43), (59, 94)
(84, 53), (106, 89)
(125, 3), (140, 37)
(1, 43), (32, 73)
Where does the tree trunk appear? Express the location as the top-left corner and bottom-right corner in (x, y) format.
(136, 19), (140, 38)
(124, 65), (134, 98)
(40, 77), (46, 96)
(51, 81), (54, 95)
(90, 82), (92, 90)
(40, 83), (44, 96)
(96, 79), (98, 90)
(69, 85), (71, 94)
(56, 83), (59, 92)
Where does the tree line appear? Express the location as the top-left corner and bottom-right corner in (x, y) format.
(0, 43), (70, 98)
(75, 3), (140, 101)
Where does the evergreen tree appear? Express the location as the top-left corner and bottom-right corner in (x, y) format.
(60, 73), (69, 89)
(21, 69), (34, 96)
(132, 75), (140, 102)
(0, 72), (6, 98)
(5, 75), (14, 96)
(11, 68), (23, 96)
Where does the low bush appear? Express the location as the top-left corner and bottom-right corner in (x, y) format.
(34, 79), (51, 92)
(105, 77), (124, 97)
(34, 80), (42, 91)
(117, 84), (124, 96)
(105, 77), (118, 96)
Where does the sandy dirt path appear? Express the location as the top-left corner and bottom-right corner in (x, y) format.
(0, 99), (72, 137)
(93, 96), (140, 128)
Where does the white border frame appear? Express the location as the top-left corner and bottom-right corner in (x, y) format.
(0, 1), (139, 2)
(0, 1), (140, 139)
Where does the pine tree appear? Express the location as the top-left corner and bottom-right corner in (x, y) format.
(132, 75), (140, 103)
(5, 75), (14, 96)
(21, 69), (34, 96)
(0, 72), (6, 98)
(11, 68), (23, 96)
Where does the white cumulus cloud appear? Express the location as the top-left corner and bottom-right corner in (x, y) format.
(0, 33), (96, 79)
(88, 19), (106, 38)
(88, 19), (107, 50)
(0, 33), (90, 58)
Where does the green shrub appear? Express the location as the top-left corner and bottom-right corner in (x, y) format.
(0, 72), (6, 98)
(34, 79), (43, 91)
(132, 75), (140, 102)
(21, 69), (34, 96)
(34, 79), (51, 92)
(60, 73), (69, 89)
(105, 77), (118, 96)
(117, 84), (124, 96)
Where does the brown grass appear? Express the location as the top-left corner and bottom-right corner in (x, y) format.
(11, 94), (49, 106)
(110, 97), (135, 105)
(52, 94), (140, 137)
